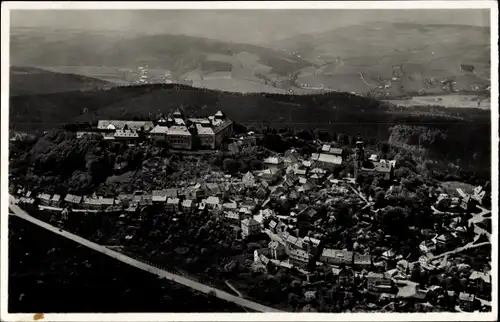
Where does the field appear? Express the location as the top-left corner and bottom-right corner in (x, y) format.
(387, 94), (490, 109)
(8, 216), (245, 312)
(193, 77), (288, 94)
(440, 181), (477, 197)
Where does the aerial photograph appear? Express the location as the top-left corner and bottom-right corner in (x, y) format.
(3, 4), (495, 317)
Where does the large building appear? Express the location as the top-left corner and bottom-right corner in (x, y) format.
(87, 110), (233, 150)
(354, 139), (394, 180)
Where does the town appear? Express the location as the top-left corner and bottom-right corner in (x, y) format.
(8, 108), (492, 313)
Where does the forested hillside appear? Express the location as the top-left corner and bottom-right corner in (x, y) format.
(9, 83), (490, 180)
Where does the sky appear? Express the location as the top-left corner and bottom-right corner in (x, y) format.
(10, 9), (490, 44)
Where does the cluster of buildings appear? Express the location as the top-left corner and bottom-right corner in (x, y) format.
(76, 110), (233, 150)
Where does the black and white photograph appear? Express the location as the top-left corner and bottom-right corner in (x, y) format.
(1, 1), (497, 321)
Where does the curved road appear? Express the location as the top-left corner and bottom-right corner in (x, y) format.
(8, 197), (282, 313)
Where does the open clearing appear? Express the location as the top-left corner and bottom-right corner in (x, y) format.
(387, 94), (490, 109)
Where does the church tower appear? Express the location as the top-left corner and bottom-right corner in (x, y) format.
(354, 138), (365, 178)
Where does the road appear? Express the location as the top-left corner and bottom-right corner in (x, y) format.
(8, 197), (282, 313)
(359, 72), (378, 88)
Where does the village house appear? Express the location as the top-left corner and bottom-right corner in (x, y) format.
(152, 190), (168, 204)
(64, 194), (83, 207)
(353, 253), (372, 270)
(83, 196), (115, 211)
(204, 196), (220, 209)
(436, 232), (458, 251)
(165, 197), (180, 212)
(367, 272), (394, 293)
(269, 241), (286, 260)
(241, 218), (261, 239)
(419, 240), (437, 254)
(242, 171), (256, 188)
(50, 194), (61, 207)
(181, 199), (195, 213)
(458, 292), (475, 312)
(263, 156), (284, 171)
(320, 249), (354, 266)
(38, 193), (52, 206)
(382, 249), (397, 262)
(469, 270), (492, 295)
(332, 267), (355, 285)
(303, 236), (321, 254)
(225, 211), (241, 224)
(312, 153), (343, 169)
(288, 248), (310, 265)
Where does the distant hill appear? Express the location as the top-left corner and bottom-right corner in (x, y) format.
(269, 22), (490, 95)
(10, 28), (313, 87)
(10, 66), (113, 96)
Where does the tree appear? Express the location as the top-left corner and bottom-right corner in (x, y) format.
(222, 158), (239, 175)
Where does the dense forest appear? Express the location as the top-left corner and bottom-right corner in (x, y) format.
(9, 84), (491, 182)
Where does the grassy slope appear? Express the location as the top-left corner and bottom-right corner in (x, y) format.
(10, 28), (313, 80)
(272, 23), (490, 94)
(10, 66), (113, 96)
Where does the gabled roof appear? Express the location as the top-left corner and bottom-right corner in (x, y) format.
(241, 218), (260, 226)
(469, 270), (491, 283)
(459, 292), (475, 301)
(317, 153), (342, 165)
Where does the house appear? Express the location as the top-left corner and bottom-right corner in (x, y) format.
(241, 218), (261, 238)
(288, 248), (310, 264)
(242, 171), (256, 187)
(436, 233), (457, 250)
(294, 168), (307, 178)
(64, 194), (82, 207)
(367, 272), (393, 293)
(222, 200), (238, 212)
(263, 156), (284, 171)
(419, 240), (437, 254)
(257, 168), (282, 184)
(314, 153), (343, 169)
(83, 196), (115, 210)
(321, 249), (354, 266)
(286, 235), (299, 249)
(458, 292), (475, 312)
(303, 236), (321, 254)
(269, 220), (278, 233)
(38, 193), (52, 206)
(152, 190), (168, 204)
(50, 194), (61, 207)
(255, 186), (268, 199)
(269, 241), (286, 260)
(469, 270), (491, 294)
(206, 183), (222, 196)
(205, 196), (220, 209)
(166, 198), (180, 212)
(353, 253), (372, 270)
(181, 199), (195, 212)
(225, 211), (241, 224)
(332, 267), (355, 285)
(382, 250), (396, 261)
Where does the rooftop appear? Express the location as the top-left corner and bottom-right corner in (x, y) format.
(167, 126), (191, 136)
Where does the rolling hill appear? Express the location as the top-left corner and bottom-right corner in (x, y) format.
(10, 66), (113, 96)
(269, 22), (491, 95)
(10, 27), (314, 89)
